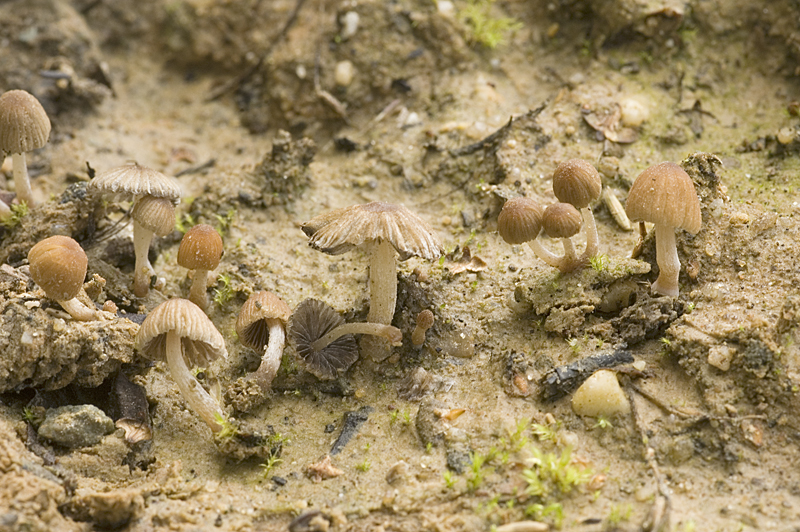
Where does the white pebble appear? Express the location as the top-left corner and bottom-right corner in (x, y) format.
(334, 60), (355, 87)
(777, 127), (795, 145)
(296, 64), (307, 80)
(437, 0), (455, 18)
(572, 370), (630, 417)
(619, 96), (649, 127)
(340, 11), (360, 40)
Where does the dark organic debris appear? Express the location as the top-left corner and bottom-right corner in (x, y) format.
(539, 350), (635, 401)
(330, 405), (373, 456)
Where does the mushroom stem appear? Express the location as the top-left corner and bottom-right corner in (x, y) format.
(651, 223), (680, 297)
(132, 218), (156, 297)
(527, 240), (562, 269)
(0, 198), (11, 220)
(165, 330), (224, 433)
(580, 207), (599, 259)
(367, 239), (397, 325)
(312, 322), (402, 352)
(253, 319), (285, 391)
(57, 297), (97, 321)
(188, 269), (210, 311)
(12, 152), (34, 207)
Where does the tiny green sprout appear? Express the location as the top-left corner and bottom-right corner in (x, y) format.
(439, 255), (446, 267)
(356, 459), (371, 472)
(660, 337), (671, 346)
(459, 0), (523, 49)
(467, 451), (489, 492)
(443, 470), (456, 489)
(363, 442), (371, 452)
(589, 254), (608, 272)
(213, 273), (235, 307)
(567, 337), (580, 356)
(214, 207), (236, 236)
(606, 503), (633, 526)
(426, 442), (433, 454)
(175, 212), (196, 234)
(686, 301), (696, 313)
(401, 408), (412, 425)
(470, 279), (479, 292)
(1, 201), (29, 229)
(214, 413), (237, 442)
(260, 450), (283, 478)
(530, 422), (558, 442)
(593, 416), (613, 430)
(389, 409), (400, 426)
(22, 406), (42, 425)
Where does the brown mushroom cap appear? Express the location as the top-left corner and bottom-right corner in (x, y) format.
(497, 197), (544, 245)
(0, 90), (51, 154)
(236, 291), (292, 351)
(28, 236), (88, 301)
(288, 299), (358, 380)
(132, 195), (176, 237)
(625, 162), (701, 234)
(89, 163), (181, 201)
(177, 224), (224, 271)
(543, 203), (583, 239)
(135, 298), (227, 368)
(552, 159), (602, 209)
(301, 201), (443, 261)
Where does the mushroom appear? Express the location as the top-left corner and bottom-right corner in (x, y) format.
(131, 195), (175, 297)
(135, 298), (228, 433)
(0, 90), (51, 208)
(177, 224), (224, 311)
(236, 291), (292, 391)
(88, 163), (181, 297)
(552, 159), (602, 260)
(625, 162), (701, 297)
(498, 197), (565, 271)
(542, 202), (584, 273)
(412, 309), (434, 346)
(28, 236), (96, 321)
(301, 201), (442, 360)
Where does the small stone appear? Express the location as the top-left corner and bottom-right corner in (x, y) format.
(38, 405), (115, 448)
(571, 370), (630, 417)
(334, 61), (355, 87)
(340, 11), (360, 40)
(777, 127), (795, 145)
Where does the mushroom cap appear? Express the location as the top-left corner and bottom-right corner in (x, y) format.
(177, 224), (224, 271)
(135, 298), (227, 367)
(132, 195), (176, 237)
(552, 159), (602, 209)
(28, 236), (88, 301)
(0, 90), (51, 154)
(89, 163), (181, 201)
(288, 299), (358, 380)
(416, 309), (434, 330)
(236, 291), (292, 351)
(497, 197), (544, 245)
(543, 202), (582, 239)
(625, 162), (702, 234)
(301, 201), (443, 261)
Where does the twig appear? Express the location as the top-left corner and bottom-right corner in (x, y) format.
(175, 159), (216, 177)
(314, 48), (350, 123)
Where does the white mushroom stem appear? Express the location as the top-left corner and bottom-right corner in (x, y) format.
(12, 152), (34, 207)
(57, 297), (97, 321)
(527, 240), (562, 269)
(132, 218), (156, 298)
(651, 224), (681, 297)
(312, 322), (403, 352)
(580, 207), (599, 259)
(560, 238), (578, 269)
(367, 239), (397, 325)
(165, 330), (224, 433)
(253, 319), (285, 391)
(188, 269), (211, 311)
(0, 198), (11, 220)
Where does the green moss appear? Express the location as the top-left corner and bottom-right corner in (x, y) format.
(458, 0), (522, 49)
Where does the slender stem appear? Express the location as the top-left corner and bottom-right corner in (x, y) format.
(12, 152), (34, 207)
(57, 297), (97, 321)
(0, 198), (11, 220)
(253, 319), (285, 391)
(651, 224), (680, 297)
(580, 207), (599, 259)
(312, 322), (402, 352)
(165, 331), (224, 433)
(367, 239), (397, 324)
(132, 218), (155, 297)
(527, 239), (562, 269)
(188, 269), (210, 311)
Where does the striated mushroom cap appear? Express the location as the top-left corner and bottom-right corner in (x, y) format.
(552, 159), (602, 209)
(288, 299), (358, 380)
(0, 90), (51, 154)
(89, 163), (181, 201)
(542, 203), (583, 239)
(236, 291), (292, 351)
(626, 162), (701, 234)
(301, 201), (443, 261)
(497, 197), (544, 245)
(136, 298), (227, 368)
(132, 195), (176, 237)
(177, 224), (224, 271)
(28, 236), (88, 301)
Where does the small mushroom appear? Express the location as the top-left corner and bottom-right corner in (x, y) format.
(288, 299), (360, 380)
(135, 298), (228, 433)
(28, 236), (96, 321)
(0, 90), (51, 207)
(177, 224), (224, 311)
(625, 162), (701, 297)
(131, 195), (175, 297)
(497, 197), (567, 271)
(552, 159), (602, 259)
(412, 309), (434, 346)
(542, 202), (584, 273)
(236, 291), (292, 392)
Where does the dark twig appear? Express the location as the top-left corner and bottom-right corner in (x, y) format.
(175, 159), (216, 177)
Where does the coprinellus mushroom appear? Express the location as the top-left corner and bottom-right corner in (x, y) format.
(178, 224), (223, 311)
(236, 291), (292, 392)
(28, 236), (96, 321)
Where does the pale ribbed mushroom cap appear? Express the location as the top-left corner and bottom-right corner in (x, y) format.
(497, 197), (544, 245)
(288, 299), (358, 380)
(135, 298), (227, 367)
(301, 201), (443, 261)
(625, 162), (702, 234)
(552, 159), (602, 209)
(28, 236), (88, 301)
(89, 163), (181, 201)
(236, 291), (292, 351)
(177, 224), (224, 271)
(132, 195), (176, 237)
(0, 90), (51, 154)
(543, 202), (583, 239)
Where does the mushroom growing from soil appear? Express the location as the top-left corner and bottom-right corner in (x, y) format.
(177, 224), (224, 311)
(542, 202), (584, 273)
(301, 201), (442, 361)
(131, 195), (175, 297)
(412, 309), (434, 346)
(135, 298), (228, 434)
(28, 236), (96, 321)
(625, 162), (701, 297)
(0, 89), (51, 208)
(552, 159), (602, 260)
(236, 291), (292, 391)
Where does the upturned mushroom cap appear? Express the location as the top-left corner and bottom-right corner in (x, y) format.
(136, 298), (227, 367)
(552, 159), (602, 209)
(497, 197), (544, 245)
(0, 90), (51, 154)
(236, 291), (292, 351)
(28, 236), (88, 301)
(301, 201), (443, 261)
(625, 162), (701, 234)
(543, 203), (583, 239)
(132, 195), (176, 237)
(288, 299), (358, 380)
(177, 224), (224, 271)
(89, 163), (181, 201)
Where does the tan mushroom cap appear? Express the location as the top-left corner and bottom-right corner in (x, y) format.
(89, 163), (181, 201)
(552, 159), (602, 209)
(497, 197), (544, 245)
(301, 201), (443, 261)
(28, 236), (88, 301)
(288, 299), (358, 380)
(236, 291), (292, 351)
(543, 202), (583, 239)
(625, 162), (701, 234)
(0, 90), (51, 154)
(177, 224), (224, 271)
(132, 195), (176, 237)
